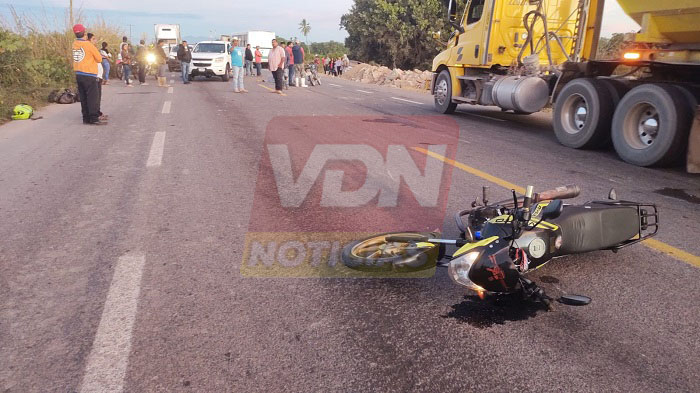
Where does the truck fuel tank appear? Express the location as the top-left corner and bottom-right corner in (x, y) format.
(491, 76), (550, 114)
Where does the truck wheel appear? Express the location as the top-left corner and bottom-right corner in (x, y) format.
(221, 65), (230, 81)
(554, 78), (614, 149)
(612, 84), (692, 167)
(597, 78), (629, 106)
(434, 70), (457, 114)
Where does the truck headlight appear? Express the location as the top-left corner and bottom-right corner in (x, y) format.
(214, 56), (225, 63)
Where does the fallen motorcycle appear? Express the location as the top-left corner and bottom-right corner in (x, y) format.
(341, 185), (658, 309)
(305, 64), (322, 86)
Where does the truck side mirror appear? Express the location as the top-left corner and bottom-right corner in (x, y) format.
(448, 0), (458, 22)
(447, 0), (465, 34)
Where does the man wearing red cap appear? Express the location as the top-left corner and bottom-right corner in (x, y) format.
(72, 24), (107, 125)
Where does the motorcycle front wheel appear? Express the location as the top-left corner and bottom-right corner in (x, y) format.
(341, 231), (441, 272)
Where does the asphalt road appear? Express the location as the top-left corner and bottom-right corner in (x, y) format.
(1, 70), (699, 393)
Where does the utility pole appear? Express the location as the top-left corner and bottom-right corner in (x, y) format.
(126, 24), (135, 43)
(69, 0), (73, 27)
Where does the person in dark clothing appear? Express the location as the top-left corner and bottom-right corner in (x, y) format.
(155, 39), (170, 87)
(135, 40), (149, 85)
(244, 44), (254, 76)
(177, 40), (192, 84)
(72, 24), (106, 125)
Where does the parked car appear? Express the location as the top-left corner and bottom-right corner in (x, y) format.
(188, 41), (231, 81)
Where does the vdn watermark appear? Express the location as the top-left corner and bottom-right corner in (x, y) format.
(242, 116), (459, 277)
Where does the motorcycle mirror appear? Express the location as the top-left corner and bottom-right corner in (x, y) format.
(540, 199), (563, 220)
(558, 294), (591, 306)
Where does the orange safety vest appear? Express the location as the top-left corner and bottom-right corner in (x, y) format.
(72, 39), (102, 76)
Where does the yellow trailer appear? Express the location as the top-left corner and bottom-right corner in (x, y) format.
(431, 0), (700, 170)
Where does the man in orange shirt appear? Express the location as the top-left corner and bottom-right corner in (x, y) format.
(72, 24), (107, 125)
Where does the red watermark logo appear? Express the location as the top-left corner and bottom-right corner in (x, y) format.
(242, 115), (459, 277)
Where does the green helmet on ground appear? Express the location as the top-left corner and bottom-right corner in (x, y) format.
(12, 104), (33, 120)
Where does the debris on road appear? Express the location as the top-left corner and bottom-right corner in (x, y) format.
(341, 63), (432, 92)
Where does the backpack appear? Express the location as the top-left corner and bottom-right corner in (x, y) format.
(49, 88), (80, 104)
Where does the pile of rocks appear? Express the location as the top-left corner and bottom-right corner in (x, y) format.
(341, 63), (433, 92)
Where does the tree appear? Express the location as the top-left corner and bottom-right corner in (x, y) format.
(299, 19), (311, 44)
(597, 33), (627, 60)
(340, 0), (457, 70)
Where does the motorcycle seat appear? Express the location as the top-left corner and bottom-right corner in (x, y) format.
(553, 203), (639, 254)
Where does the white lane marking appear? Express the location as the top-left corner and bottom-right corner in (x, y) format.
(329, 83), (342, 87)
(167, 87), (173, 94)
(80, 254), (146, 393)
(146, 132), (166, 167)
(161, 101), (171, 114)
(391, 97), (424, 105)
(356, 89), (373, 94)
(462, 112), (507, 122)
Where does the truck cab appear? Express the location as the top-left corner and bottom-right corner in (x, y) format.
(431, 0), (700, 170)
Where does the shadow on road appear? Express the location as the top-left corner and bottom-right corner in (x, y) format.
(442, 294), (545, 328)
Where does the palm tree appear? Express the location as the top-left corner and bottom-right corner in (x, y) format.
(299, 19), (311, 44)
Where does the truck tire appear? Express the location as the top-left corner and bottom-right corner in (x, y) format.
(611, 84), (692, 167)
(221, 64), (230, 81)
(554, 78), (615, 149)
(434, 70), (457, 114)
(597, 78), (629, 106)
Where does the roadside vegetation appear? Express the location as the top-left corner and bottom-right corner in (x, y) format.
(0, 7), (123, 123)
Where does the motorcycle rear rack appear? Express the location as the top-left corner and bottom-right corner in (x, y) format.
(592, 200), (659, 251)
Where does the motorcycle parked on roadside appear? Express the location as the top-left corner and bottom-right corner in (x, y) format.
(341, 185), (658, 309)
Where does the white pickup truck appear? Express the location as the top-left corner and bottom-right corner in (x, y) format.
(188, 41), (231, 82)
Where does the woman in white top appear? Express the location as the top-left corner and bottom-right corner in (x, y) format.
(99, 42), (112, 84)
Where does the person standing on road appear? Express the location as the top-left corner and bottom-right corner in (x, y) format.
(72, 24), (106, 125)
(155, 39), (170, 88)
(244, 44), (254, 76)
(229, 38), (247, 93)
(268, 39), (286, 94)
(285, 41), (295, 86)
(88, 33), (107, 121)
(135, 40), (149, 86)
(281, 42), (290, 89)
(177, 40), (192, 84)
(254, 46), (263, 77)
(99, 42), (111, 85)
(335, 57), (343, 76)
(292, 40), (305, 87)
(121, 44), (134, 87)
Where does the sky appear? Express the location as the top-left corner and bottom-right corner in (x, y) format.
(2, 0), (639, 43)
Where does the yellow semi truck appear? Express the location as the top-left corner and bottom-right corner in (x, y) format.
(431, 0), (700, 170)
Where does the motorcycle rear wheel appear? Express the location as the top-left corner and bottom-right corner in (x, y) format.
(341, 231), (441, 272)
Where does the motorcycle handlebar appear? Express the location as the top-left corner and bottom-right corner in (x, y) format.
(535, 185), (580, 202)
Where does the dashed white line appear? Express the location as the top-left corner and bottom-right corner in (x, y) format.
(161, 101), (171, 114)
(169, 79), (174, 84)
(146, 132), (166, 167)
(462, 112), (507, 122)
(167, 87), (173, 94)
(391, 97), (424, 105)
(356, 89), (373, 94)
(329, 83), (342, 87)
(80, 253), (145, 393)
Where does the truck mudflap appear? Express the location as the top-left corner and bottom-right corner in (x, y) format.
(688, 106), (700, 174)
(429, 72), (437, 95)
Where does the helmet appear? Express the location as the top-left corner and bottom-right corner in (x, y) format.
(12, 104), (33, 120)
